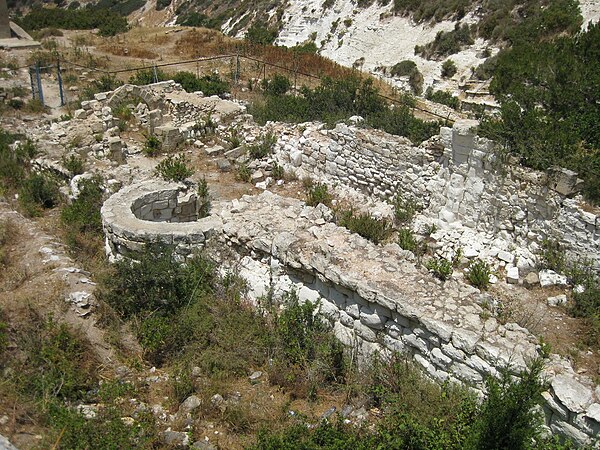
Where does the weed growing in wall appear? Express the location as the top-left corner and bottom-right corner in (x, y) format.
(336, 208), (392, 245)
(197, 177), (211, 218)
(247, 132), (277, 160)
(425, 257), (453, 281)
(143, 135), (162, 157)
(305, 182), (333, 207)
(467, 258), (491, 290)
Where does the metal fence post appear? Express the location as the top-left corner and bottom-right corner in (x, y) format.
(35, 62), (44, 105)
(57, 58), (65, 107)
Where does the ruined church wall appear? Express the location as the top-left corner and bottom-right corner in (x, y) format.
(273, 122), (600, 268)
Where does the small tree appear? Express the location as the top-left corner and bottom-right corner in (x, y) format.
(441, 59), (458, 78)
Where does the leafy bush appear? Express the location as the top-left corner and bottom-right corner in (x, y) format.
(426, 87), (460, 110)
(397, 227), (424, 255)
(425, 257), (452, 280)
(467, 259), (491, 290)
(143, 135), (162, 157)
(441, 59), (458, 77)
(479, 5), (600, 203)
(392, 193), (421, 225)
(176, 12), (222, 28)
(305, 182), (332, 207)
(61, 176), (104, 234)
(252, 355), (553, 450)
(390, 60), (417, 77)
(18, 7), (128, 36)
(469, 359), (546, 449)
(172, 71), (230, 96)
(236, 163), (252, 182)
(18, 173), (60, 216)
(155, 0), (170, 10)
(336, 208), (392, 244)
(262, 74), (292, 96)
(246, 21), (278, 45)
(269, 291), (345, 399)
(9, 312), (98, 404)
(271, 163), (285, 180)
(416, 24), (473, 59)
(247, 132), (277, 160)
(154, 154), (194, 182)
(539, 239), (566, 273)
(197, 177), (211, 218)
(62, 154), (85, 175)
(101, 245), (214, 319)
(250, 75), (439, 144)
(0, 131), (37, 190)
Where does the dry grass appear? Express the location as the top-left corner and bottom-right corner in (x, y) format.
(97, 43), (160, 60)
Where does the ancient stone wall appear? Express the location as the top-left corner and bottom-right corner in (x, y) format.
(209, 192), (599, 446)
(100, 182), (600, 445)
(273, 120), (600, 273)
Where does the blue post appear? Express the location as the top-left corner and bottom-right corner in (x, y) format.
(35, 62), (44, 105)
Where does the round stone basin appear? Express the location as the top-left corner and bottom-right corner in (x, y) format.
(101, 180), (222, 260)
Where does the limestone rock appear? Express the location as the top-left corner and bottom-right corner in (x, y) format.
(178, 395), (201, 414)
(547, 295), (567, 307)
(539, 270), (568, 288)
(551, 375), (593, 414)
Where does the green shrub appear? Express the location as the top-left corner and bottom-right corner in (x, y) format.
(62, 154), (85, 175)
(143, 135), (162, 157)
(397, 227), (424, 255)
(249, 75), (439, 144)
(269, 291), (345, 398)
(154, 154), (194, 182)
(246, 21), (278, 45)
(271, 163), (285, 180)
(469, 359), (546, 450)
(305, 182), (332, 207)
(11, 313), (98, 404)
(18, 7), (128, 36)
(441, 59), (458, 77)
(0, 132), (37, 190)
(539, 239), (566, 273)
(248, 132), (277, 160)
(390, 60), (418, 77)
(236, 163), (252, 182)
(416, 24), (473, 59)
(262, 74), (292, 96)
(176, 12), (222, 28)
(467, 259), (491, 290)
(18, 173), (60, 216)
(197, 177), (211, 218)
(336, 208), (392, 244)
(172, 71), (230, 96)
(101, 245), (214, 319)
(425, 257), (452, 280)
(425, 87), (460, 110)
(155, 0), (170, 10)
(392, 193), (421, 225)
(61, 176), (104, 234)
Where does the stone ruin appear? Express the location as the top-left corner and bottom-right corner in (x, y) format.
(65, 81), (599, 446)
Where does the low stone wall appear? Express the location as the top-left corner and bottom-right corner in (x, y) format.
(100, 181), (599, 445)
(209, 192), (599, 446)
(101, 180), (221, 261)
(272, 121), (600, 272)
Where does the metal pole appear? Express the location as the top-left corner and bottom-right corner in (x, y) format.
(235, 51), (240, 85)
(57, 58), (65, 106)
(29, 67), (36, 100)
(35, 62), (44, 105)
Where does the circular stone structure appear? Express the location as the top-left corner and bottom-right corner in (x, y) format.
(101, 180), (222, 260)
